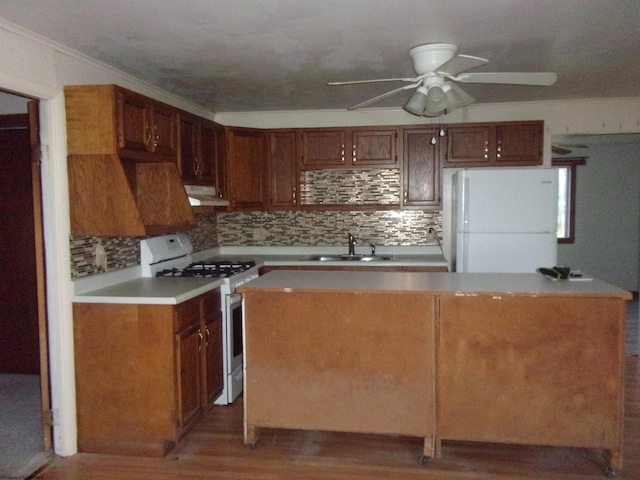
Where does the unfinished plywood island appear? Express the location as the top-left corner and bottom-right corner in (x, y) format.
(238, 270), (631, 475)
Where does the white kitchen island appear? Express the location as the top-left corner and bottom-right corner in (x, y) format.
(238, 270), (632, 475)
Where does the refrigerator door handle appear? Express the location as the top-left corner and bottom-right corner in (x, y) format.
(462, 177), (470, 230)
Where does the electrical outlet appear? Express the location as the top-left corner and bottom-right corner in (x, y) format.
(95, 243), (107, 270)
(427, 227), (438, 241)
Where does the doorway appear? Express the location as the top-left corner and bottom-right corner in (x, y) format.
(0, 90), (52, 476)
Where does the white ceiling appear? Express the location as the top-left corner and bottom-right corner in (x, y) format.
(1, 0), (639, 113)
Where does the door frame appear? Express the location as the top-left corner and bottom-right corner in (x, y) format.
(0, 74), (77, 456)
(28, 101), (53, 451)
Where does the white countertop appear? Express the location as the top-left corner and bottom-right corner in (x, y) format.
(72, 277), (225, 305)
(73, 245), (448, 304)
(193, 245), (448, 268)
(238, 270), (632, 298)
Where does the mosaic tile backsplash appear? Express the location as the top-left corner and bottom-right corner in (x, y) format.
(70, 210), (442, 278)
(300, 169), (400, 205)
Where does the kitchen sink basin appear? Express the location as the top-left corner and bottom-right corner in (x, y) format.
(305, 254), (392, 262)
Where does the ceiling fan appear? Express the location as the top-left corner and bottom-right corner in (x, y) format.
(327, 43), (557, 117)
(551, 143), (589, 155)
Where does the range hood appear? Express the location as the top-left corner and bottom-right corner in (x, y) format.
(184, 185), (230, 207)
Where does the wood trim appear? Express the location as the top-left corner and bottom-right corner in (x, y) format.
(28, 101), (53, 452)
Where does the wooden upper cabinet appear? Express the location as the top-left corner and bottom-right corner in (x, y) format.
(65, 84), (178, 162)
(179, 113), (222, 188)
(444, 121), (543, 167)
(226, 127), (268, 210)
(494, 123), (542, 164)
(269, 130), (298, 209)
(445, 125), (491, 165)
(402, 128), (441, 209)
(301, 129), (347, 167)
(351, 128), (398, 166)
(116, 88), (178, 162)
(301, 127), (398, 168)
(215, 125), (227, 200)
(64, 85), (196, 236)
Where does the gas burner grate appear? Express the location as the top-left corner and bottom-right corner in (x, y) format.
(156, 260), (257, 278)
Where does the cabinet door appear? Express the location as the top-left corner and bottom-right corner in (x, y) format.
(402, 128), (441, 208)
(117, 90), (149, 154)
(199, 121), (218, 181)
(175, 322), (202, 431)
(179, 114), (199, 181)
(227, 128), (267, 209)
(203, 312), (223, 405)
(351, 128), (398, 166)
(150, 103), (178, 159)
(215, 124), (227, 200)
(174, 299), (203, 431)
(495, 123), (542, 165)
(445, 126), (491, 165)
(439, 295), (624, 449)
(269, 130), (298, 208)
(301, 129), (347, 167)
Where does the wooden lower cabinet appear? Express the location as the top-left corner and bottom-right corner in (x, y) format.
(242, 290), (438, 459)
(73, 289), (222, 457)
(438, 294), (626, 469)
(240, 277), (627, 471)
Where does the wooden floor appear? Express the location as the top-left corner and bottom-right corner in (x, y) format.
(37, 356), (639, 480)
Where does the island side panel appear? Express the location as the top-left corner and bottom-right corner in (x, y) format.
(243, 290), (436, 444)
(438, 295), (625, 456)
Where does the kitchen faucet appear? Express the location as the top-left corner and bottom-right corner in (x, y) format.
(348, 233), (357, 256)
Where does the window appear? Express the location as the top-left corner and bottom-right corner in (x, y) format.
(552, 158), (586, 244)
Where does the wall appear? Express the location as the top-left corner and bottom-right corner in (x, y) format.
(557, 139), (640, 291)
(0, 90), (29, 112)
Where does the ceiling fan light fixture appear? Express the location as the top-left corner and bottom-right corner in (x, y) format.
(424, 85), (447, 116)
(403, 86), (428, 116)
(443, 82), (475, 114)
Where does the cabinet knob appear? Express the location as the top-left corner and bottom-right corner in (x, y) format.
(352, 144), (357, 163)
(341, 145), (345, 163)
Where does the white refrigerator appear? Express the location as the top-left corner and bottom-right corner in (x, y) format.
(451, 168), (558, 273)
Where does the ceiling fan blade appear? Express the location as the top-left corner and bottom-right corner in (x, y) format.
(327, 76), (421, 86)
(552, 145), (572, 155)
(555, 143), (589, 149)
(348, 82), (421, 110)
(436, 54), (489, 76)
(453, 72), (558, 86)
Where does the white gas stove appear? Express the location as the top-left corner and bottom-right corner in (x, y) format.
(140, 234), (259, 405)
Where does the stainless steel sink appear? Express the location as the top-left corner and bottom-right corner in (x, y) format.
(305, 254), (392, 262)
